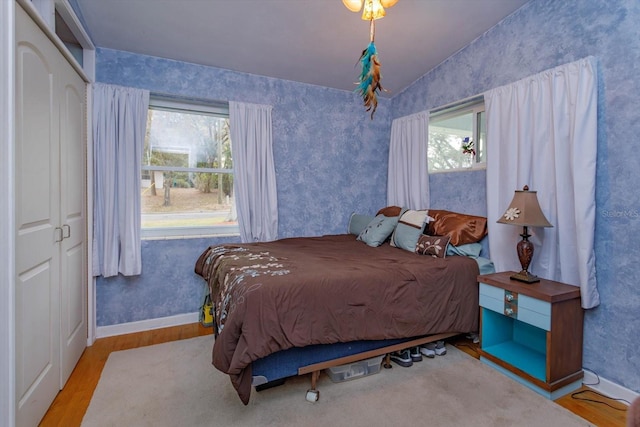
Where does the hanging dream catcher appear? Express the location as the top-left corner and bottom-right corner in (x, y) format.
(343, 0), (399, 119)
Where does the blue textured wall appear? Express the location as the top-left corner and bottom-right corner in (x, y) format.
(393, 0), (639, 395)
(95, 48), (392, 326)
(429, 170), (487, 217)
(96, 237), (238, 325)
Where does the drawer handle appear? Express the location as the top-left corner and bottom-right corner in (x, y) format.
(504, 290), (518, 303)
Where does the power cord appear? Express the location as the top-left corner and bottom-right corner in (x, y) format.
(571, 368), (630, 410)
(581, 366), (601, 387)
(571, 389), (629, 410)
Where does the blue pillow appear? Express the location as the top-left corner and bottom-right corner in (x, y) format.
(357, 214), (399, 247)
(446, 242), (483, 257)
(478, 236), (490, 258)
(390, 209), (430, 252)
(348, 213), (374, 236)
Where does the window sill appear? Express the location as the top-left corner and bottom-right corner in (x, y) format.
(141, 225), (240, 240)
(141, 233), (240, 241)
(429, 163), (487, 174)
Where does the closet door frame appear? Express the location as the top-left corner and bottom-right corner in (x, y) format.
(1, 1), (16, 426)
(1, 1), (91, 425)
(13, 2), (91, 426)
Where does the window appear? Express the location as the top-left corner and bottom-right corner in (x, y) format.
(428, 97), (486, 172)
(141, 98), (238, 238)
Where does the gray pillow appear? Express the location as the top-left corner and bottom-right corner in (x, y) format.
(357, 214), (399, 247)
(348, 213), (374, 236)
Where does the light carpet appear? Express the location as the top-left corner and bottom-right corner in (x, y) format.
(82, 335), (593, 427)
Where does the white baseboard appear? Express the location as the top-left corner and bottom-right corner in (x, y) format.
(95, 312), (200, 339)
(583, 369), (639, 406)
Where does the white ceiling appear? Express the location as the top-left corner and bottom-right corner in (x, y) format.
(74, 0), (531, 96)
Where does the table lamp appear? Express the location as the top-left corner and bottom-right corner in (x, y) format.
(497, 185), (553, 283)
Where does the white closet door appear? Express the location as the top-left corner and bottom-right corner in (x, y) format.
(15, 5), (61, 426)
(15, 4), (87, 426)
(58, 56), (87, 385)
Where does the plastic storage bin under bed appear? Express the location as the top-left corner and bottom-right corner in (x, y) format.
(325, 355), (384, 383)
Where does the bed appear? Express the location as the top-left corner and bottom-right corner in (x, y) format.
(194, 208), (491, 404)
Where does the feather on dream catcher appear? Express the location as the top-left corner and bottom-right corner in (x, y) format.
(343, 0), (399, 119)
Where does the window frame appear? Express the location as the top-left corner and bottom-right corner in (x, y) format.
(141, 97), (238, 239)
(428, 96), (486, 173)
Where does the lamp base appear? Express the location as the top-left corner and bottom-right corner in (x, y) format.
(512, 226), (540, 283)
(510, 270), (540, 283)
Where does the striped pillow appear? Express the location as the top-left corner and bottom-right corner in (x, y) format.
(390, 209), (432, 252)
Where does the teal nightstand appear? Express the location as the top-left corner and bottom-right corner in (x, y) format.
(478, 272), (584, 400)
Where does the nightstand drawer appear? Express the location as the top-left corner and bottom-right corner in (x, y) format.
(518, 294), (550, 330)
(479, 283), (551, 330)
(479, 282), (507, 300)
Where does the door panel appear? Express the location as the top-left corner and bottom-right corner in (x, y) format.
(59, 57), (87, 386)
(15, 5), (61, 426)
(16, 262), (56, 396)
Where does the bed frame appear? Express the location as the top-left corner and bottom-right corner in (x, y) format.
(252, 331), (461, 401)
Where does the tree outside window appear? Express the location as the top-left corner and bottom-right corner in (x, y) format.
(141, 99), (237, 238)
(428, 99), (486, 172)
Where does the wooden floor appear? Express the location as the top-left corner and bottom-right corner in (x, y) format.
(39, 325), (629, 427)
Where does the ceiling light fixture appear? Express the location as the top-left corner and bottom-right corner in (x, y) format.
(343, 0), (399, 119)
(342, 0), (398, 20)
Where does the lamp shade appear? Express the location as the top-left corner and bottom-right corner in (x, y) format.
(380, 0), (399, 7)
(342, 0), (363, 12)
(497, 185), (553, 228)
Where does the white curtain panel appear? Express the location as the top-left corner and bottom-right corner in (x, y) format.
(485, 57), (599, 309)
(92, 83), (149, 277)
(229, 101), (278, 242)
(387, 111), (430, 210)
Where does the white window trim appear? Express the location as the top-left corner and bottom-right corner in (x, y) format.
(150, 96), (229, 116)
(142, 97), (238, 239)
(429, 96), (486, 173)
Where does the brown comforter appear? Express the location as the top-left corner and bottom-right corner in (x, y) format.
(194, 234), (479, 404)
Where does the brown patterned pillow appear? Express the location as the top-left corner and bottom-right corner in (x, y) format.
(415, 234), (450, 258)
